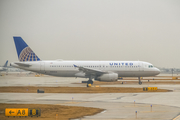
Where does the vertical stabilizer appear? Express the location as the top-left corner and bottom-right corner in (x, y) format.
(13, 37), (41, 61)
(3, 60), (8, 67)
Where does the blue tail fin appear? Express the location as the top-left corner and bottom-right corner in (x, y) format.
(13, 37), (41, 61)
(3, 60), (8, 67)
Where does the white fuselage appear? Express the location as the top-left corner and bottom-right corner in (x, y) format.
(11, 60), (160, 78)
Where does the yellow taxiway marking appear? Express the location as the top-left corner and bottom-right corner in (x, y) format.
(173, 115), (180, 120)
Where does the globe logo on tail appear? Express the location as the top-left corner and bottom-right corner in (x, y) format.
(19, 47), (40, 61)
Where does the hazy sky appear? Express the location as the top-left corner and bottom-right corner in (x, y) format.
(0, 0), (180, 68)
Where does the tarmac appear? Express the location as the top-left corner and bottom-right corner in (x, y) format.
(0, 73), (180, 120)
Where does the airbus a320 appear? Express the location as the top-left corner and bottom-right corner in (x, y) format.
(11, 37), (160, 87)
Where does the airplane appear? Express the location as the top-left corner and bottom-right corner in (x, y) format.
(0, 60), (8, 74)
(10, 37), (160, 87)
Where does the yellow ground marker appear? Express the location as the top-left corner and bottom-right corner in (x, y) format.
(5, 108), (28, 116)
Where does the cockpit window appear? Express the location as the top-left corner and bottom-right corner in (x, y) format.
(148, 65), (153, 68)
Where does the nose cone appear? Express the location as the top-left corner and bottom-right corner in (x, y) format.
(154, 68), (160, 75)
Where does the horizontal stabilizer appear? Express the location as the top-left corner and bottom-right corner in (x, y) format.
(14, 63), (31, 67)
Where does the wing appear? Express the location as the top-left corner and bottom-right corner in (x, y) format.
(73, 64), (107, 77)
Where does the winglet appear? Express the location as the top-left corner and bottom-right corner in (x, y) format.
(3, 60), (8, 67)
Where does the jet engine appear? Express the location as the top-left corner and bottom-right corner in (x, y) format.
(95, 73), (118, 81)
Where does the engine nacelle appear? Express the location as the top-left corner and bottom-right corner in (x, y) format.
(95, 73), (118, 81)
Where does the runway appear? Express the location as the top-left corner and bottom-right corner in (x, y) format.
(0, 74), (180, 120)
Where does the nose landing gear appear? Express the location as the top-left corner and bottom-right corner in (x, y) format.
(138, 77), (142, 85)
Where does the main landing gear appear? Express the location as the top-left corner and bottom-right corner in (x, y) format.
(138, 77), (142, 85)
(87, 79), (93, 87)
